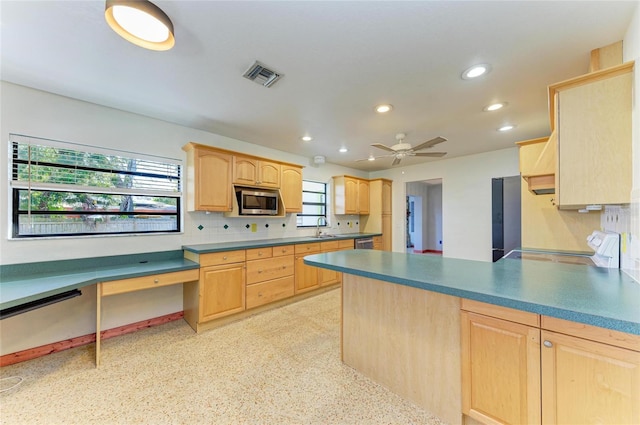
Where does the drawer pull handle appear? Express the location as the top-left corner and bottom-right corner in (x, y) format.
(259, 252), (263, 256)
(223, 256), (227, 260)
(258, 270), (263, 273)
(154, 279), (159, 284)
(543, 340), (553, 348)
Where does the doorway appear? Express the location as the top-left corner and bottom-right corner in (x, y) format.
(406, 179), (443, 255)
(491, 176), (522, 262)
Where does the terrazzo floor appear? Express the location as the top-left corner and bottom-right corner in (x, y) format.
(1, 288), (447, 425)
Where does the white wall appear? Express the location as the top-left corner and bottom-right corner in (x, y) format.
(371, 148), (520, 262)
(0, 82), (364, 355)
(623, 1), (640, 282)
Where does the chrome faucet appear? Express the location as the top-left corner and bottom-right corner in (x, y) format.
(316, 217), (324, 237)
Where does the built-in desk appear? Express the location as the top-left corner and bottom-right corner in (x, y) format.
(96, 268), (198, 366)
(0, 251), (200, 366)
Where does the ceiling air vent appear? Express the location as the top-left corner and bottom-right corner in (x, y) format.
(243, 61), (283, 88)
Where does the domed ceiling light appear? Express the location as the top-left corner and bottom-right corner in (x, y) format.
(105, 0), (175, 51)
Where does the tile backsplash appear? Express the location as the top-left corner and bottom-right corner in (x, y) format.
(182, 211), (361, 246)
(602, 203), (639, 283)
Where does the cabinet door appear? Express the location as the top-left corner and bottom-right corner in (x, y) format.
(281, 165), (303, 212)
(556, 71), (632, 207)
(195, 150), (233, 211)
(381, 214), (392, 252)
(294, 255), (319, 293)
(358, 179), (370, 215)
(381, 180), (392, 215)
(541, 330), (640, 425)
(344, 178), (359, 214)
(258, 161), (281, 188)
(461, 311), (541, 425)
(200, 263), (245, 321)
(233, 156), (259, 186)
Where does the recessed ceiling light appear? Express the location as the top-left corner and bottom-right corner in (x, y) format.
(104, 0), (175, 51)
(367, 155), (376, 161)
(498, 125), (516, 132)
(484, 102), (507, 112)
(301, 136), (313, 142)
(461, 64), (491, 80)
(375, 104), (393, 113)
(339, 147), (348, 153)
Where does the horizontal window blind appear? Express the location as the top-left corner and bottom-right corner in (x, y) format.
(9, 134), (182, 238)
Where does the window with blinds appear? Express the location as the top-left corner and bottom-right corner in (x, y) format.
(296, 180), (327, 227)
(9, 134), (182, 238)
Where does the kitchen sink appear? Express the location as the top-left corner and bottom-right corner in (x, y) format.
(310, 234), (337, 239)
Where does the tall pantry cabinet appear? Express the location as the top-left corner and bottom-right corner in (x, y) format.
(361, 179), (392, 251)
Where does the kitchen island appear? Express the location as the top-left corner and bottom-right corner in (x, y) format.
(304, 250), (640, 425)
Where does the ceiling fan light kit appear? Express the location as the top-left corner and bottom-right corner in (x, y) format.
(363, 133), (448, 166)
(105, 0), (175, 51)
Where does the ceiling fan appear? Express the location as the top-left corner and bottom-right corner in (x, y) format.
(361, 133), (447, 166)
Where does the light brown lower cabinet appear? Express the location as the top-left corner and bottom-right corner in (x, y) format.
(245, 245), (294, 309)
(540, 325), (640, 425)
(294, 243), (320, 293)
(461, 302), (541, 425)
(199, 262), (246, 321)
(461, 300), (640, 425)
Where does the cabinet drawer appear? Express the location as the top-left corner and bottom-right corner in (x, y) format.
(295, 243), (321, 255)
(338, 239), (355, 249)
(246, 255), (294, 285)
(246, 247), (273, 261)
(101, 269), (199, 296)
(246, 276), (294, 309)
(273, 244), (294, 257)
(320, 240), (340, 252)
(461, 299), (540, 327)
(198, 250), (245, 267)
(542, 316), (640, 352)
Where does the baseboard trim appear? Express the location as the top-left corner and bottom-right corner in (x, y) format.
(1, 311), (184, 367)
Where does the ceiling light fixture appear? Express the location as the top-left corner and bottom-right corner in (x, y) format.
(301, 136), (313, 142)
(105, 0), (175, 51)
(484, 102), (507, 112)
(367, 155), (376, 161)
(375, 104), (393, 113)
(339, 147), (348, 153)
(498, 124), (516, 132)
(461, 64), (491, 80)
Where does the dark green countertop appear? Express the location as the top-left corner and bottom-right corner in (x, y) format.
(182, 233), (380, 254)
(0, 251), (199, 311)
(304, 250), (640, 335)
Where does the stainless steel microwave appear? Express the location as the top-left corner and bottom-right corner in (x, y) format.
(235, 188), (279, 215)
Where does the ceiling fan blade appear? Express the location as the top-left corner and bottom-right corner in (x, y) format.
(391, 156), (402, 166)
(412, 136), (447, 151)
(371, 143), (397, 153)
(414, 152), (447, 157)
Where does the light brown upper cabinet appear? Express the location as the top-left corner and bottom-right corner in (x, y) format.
(183, 143), (303, 214)
(358, 179), (370, 215)
(183, 143), (233, 212)
(233, 156), (281, 189)
(333, 176), (369, 215)
(548, 61), (634, 209)
(281, 165), (303, 213)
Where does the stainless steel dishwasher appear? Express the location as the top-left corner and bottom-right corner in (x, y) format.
(354, 237), (374, 249)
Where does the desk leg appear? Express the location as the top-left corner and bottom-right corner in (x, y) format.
(96, 283), (101, 367)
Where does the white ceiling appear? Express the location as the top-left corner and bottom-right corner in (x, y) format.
(1, 1), (636, 171)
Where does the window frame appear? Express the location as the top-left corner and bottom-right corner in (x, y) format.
(9, 134), (182, 239)
(296, 180), (328, 228)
